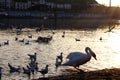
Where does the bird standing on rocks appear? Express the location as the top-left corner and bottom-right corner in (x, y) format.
(38, 65), (49, 77)
(62, 47), (97, 71)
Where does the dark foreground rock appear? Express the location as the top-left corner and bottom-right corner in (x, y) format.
(33, 68), (120, 80)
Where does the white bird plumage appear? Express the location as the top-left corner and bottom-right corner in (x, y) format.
(62, 47), (97, 70)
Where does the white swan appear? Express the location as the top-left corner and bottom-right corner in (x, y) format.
(62, 47), (97, 70)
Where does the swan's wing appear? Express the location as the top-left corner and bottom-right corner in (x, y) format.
(67, 52), (86, 60)
(63, 55), (90, 66)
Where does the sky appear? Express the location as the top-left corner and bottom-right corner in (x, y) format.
(96, 0), (120, 6)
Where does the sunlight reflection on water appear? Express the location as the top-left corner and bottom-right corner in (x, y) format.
(0, 27), (120, 79)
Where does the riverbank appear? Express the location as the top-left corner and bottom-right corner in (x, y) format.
(34, 68), (120, 80)
(0, 18), (119, 30)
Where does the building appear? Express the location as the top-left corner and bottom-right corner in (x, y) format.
(0, 0), (13, 9)
(15, 1), (31, 10)
(0, 0), (71, 10)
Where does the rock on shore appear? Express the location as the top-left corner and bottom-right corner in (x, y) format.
(33, 68), (120, 80)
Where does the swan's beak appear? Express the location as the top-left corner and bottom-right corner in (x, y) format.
(91, 51), (97, 60)
(94, 57), (97, 60)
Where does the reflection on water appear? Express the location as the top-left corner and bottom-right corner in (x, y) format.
(0, 26), (120, 79)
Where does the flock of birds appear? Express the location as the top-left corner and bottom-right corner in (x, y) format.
(0, 28), (106, 80)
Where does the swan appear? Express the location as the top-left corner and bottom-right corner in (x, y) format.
(62, 47), (97, 70)
(38, 65), (49, 77)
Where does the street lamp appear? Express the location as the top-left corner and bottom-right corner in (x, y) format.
(109, 0), (111, 7)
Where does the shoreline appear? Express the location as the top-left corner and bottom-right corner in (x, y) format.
(33, 68), (120, 80)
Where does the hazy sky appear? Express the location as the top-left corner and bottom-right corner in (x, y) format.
(96, 0), (120, 6)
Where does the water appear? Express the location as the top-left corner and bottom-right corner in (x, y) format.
(0, 26), (120, 80)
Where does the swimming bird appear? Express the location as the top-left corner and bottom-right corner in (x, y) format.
(99, 37), (102, 41)
(19, 39), (24, 42)
(8, 63), (21, 73)
(62, 47), (97, 70)
(4, 40), (9, 45)
(38, 65), (49, 77)
(28, 35), (32, 38)
(25, 41), (29, 45)
(62, 31), (65, 38)
(75, 38), (80, 41)
(15, 37), (18, 41)
(57, 52), (63, 62)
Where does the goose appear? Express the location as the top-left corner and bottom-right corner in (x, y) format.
(38, 65), (49, 77)
(8, 63), (21, 73)
(62, 47), (97, 70)
(57, 52), (63, 62)
(28, 53), (37, 61)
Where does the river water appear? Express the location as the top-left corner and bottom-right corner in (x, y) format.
(0, 26), (120, 80)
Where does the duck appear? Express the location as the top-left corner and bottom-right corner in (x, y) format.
(38, 65), (49, 77)
(62, 47), (97, 70)
(8, 63), (21, 73)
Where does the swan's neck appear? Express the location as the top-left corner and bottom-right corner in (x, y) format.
(85, 48), (92, 57)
